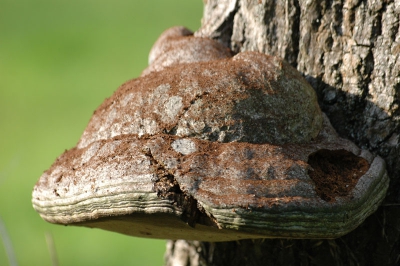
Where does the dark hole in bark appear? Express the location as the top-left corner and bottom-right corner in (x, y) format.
(307, 149), (369, 202)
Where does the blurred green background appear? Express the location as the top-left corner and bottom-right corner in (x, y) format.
(0, 1), (202, 265)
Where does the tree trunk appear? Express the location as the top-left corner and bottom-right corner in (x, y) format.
(164, 1), (400, 265)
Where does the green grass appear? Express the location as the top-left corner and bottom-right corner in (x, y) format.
(0, 1), (202, 265)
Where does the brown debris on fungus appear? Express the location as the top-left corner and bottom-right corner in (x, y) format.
(308, 149), (370, 202)
(32, 26), (389, 241)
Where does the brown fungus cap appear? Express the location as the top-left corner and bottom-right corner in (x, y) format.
(32, 26), (389, 241)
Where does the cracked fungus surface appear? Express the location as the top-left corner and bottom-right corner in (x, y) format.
(32, 28), (388, 240)
(78, 52), (323, 149)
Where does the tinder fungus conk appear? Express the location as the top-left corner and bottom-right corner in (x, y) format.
(32, 26), (389, 241)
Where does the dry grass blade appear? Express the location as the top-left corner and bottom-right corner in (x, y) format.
(45, 232), (59, 266)
(0, 215), (18, 266)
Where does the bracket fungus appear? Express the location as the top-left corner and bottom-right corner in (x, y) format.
(32, 27), (389, 241)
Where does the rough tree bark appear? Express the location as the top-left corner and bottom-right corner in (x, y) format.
(164, 1), (400, 265)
